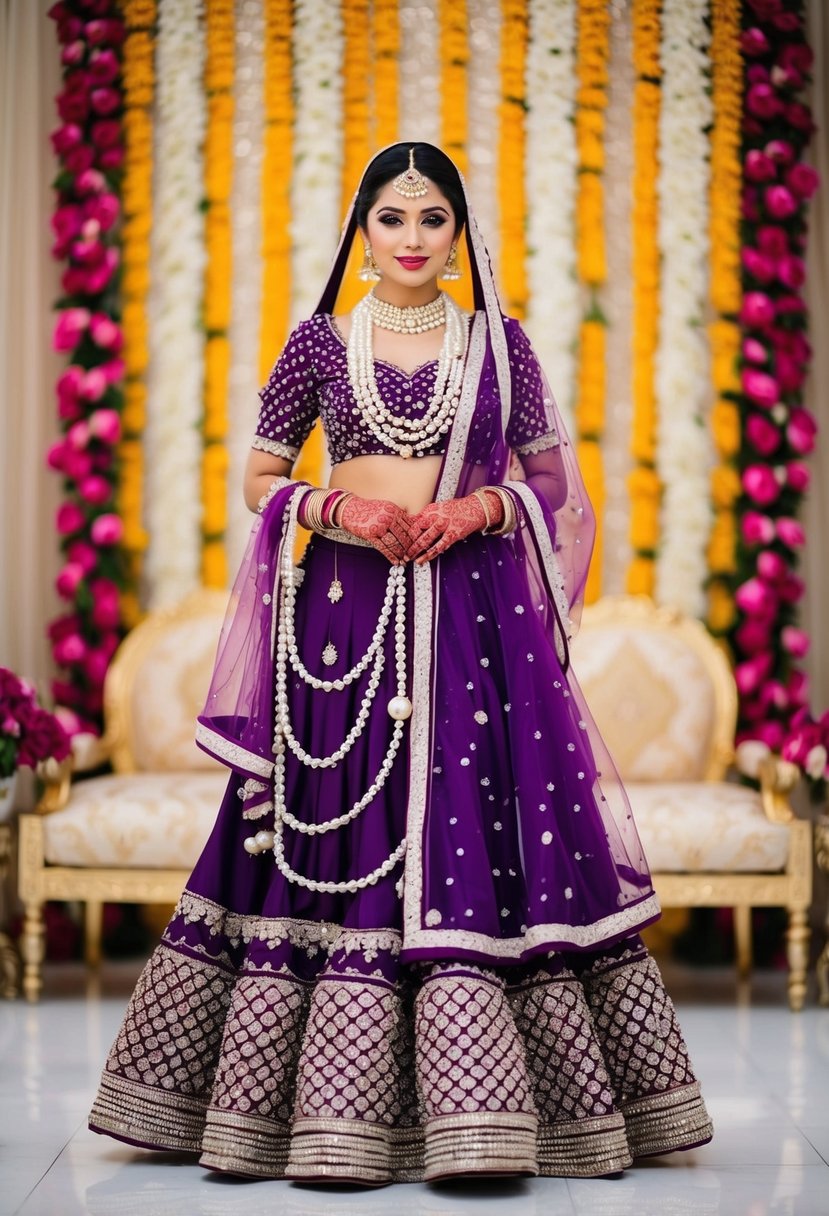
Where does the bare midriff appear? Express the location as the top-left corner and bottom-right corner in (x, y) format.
(328, 453), (443, 515)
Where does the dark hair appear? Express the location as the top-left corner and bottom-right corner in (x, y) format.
(355, 143), (467, 236)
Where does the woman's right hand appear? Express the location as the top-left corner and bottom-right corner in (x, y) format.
(337, 495), (414, 565)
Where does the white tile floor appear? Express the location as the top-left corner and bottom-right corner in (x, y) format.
(1, 960), (828, 1216)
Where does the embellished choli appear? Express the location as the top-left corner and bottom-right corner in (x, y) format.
(253, 311), (560, 466)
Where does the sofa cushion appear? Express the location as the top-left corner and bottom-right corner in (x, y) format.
(627, 781), (791, 873)
(42, 771), (229, 868)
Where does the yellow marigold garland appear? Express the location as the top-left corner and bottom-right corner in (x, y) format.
(119, 0), (156, 628)
(574, 0), (610, 604)
(626, 0), (661, 598)
(260, 0), (293, 385)
(440, 0), (468, 177)
(338, 0), (373, 316)
(373, 0), (399, 148)
(201, 0), (234, 590)
(706, 0), (743, 635)
(499, 0), (528, 320)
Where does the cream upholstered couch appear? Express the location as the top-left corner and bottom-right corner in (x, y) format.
(571, 595), (812, 1011)
(17, 590), (229, 1001)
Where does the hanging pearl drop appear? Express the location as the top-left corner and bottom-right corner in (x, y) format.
(388, 695), (413, 720)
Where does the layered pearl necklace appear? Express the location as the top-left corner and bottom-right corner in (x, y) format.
(266, 491), (410, 894)
(367, 290), (445, 334)
(347, 289), (468, 459)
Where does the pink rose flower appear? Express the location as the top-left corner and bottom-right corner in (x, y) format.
(83, 647), (111, 686)
(54, 707), (83, 738)
(786, 408), (817, 456)
(85, 19), (125, 46)
(98, 146), (124, 171)
(780, 42), (814, 75)
(83, 193), (119, 230)
(754, 720), (785, 751)
(56, 364), (85, 405)
(68, 420), (91, 450)
(765, 139), (795, 166)
(90, 513), (123, 546)
(775, 294), (806, 316)
(785, 162), (820, 201)
(52, 202), (84, 242)
(776, 516), (806, 548)
(774, 351), (805, 393)
(740, 292), (776, 328)
(75, 168), (107, 196)
(788, 670), (809, 707)
(781, 626), (811, 660)
(742, 368), (779, 407)
(46, 441), (67, 472)
(57, 90), (89, 124)
(760, 680), (789, 711)
(773, 12), (801, 33)
(56, 502), (85, 535)
(88, 48), (119, 85)
(51, 122), (83, 156)
(90, 578), (120, 629)
(89, 314), (122, 351)
(745, 150), (778, 183)
(742, 337), (769, 364)
(89, 87), (120, 116)
(64, 145), (94, 175)
(741, 247), (776, 282)
(776, 254), (806, 289)
(757, 225), (788, 256)
(90, 119), (121, 149)
(740, 27), (770, 56)
(764, 185), (798, 220)
(745, 413), (781, 456)
(757, 550), (787, 582)
(78, 475), (111, 506)
(742, 464), (781, 506)
(786, 101), (815, 134)
(100, 357), (125, 385)
(70, 236), (105, 265)
(741, 187), (760, 222)
(88, 408), (121, 444)
(55, 561), (85, 599)
(779, 574), (805, 604)
(62, 448), (93, 481)
(746, 83), (782, 119)
(67, 540), (98, 574)
(53, 633), (87, 666)
(734, 577), (776, 616)
(787, 461), (811, 493)
(742, 511), (776, 546)
(735, 618), (772, 655)
(735, 654), (773, 696)
(53, 308), (90, 352)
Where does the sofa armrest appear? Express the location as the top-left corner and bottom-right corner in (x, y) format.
(33, 732), (113, 816)
(735, 741), (800, 825)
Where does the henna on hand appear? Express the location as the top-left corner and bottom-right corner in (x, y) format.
(406, 492), (496, 564)
(338, 495), (416, 564)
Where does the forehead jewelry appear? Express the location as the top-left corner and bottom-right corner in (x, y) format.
(392, 147), (429, 199)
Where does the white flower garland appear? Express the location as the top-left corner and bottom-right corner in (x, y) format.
(466, 0), (502, 280)
(290, 0), (344, 327)
(226, 2), (265, 570)
(398, 0), (441, 145)
(145, 0), (207, 609)
(654, 0), (713, 616)
(524, 0), (579, 437)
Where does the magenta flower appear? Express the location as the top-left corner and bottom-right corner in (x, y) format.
(746, 83), (782, 119)
(745, 150), (778, 183)
(70, 236), (105, 265)
(780, 42), (814, 75)
(735, 654), (774, 696)
(90, 579), (120, 629)
(764, 185), (798, 220)
(90, 513), (123, 546)
(776, 516), (806, 548)
(779, 573), (806, 605)
(735, 618), (772, 655)
(56, 502), (85, 536)
(88, 408), (121, 444)
(776, 254), (806, 289)
(785, 162), (820, 201)
(775, 351), (805, 393)
(53, 633), (87, 666)
(57, 90), (89, 124)
(64, 144), (95, 175)
(83, 647), (112, 686)
(745, 413), (781, 456)
(78, 475), (111, 506)
(55, 562), (85, 599)
(742, 368), (779, 407)
(786, 407), (817, 455)
(63, 448), (93, 481)
(781, 626), (810, 659)
(786, 101), (815, 133)
(741, 187), (760, 222)
(773, 12), (801, 33)
(757, 550), (787, 582)
(53, 308), (91, 352)
(754, 719), (786, 751)
(67, 540), (98, 575)
(89, 86), (119, 116)
(100, 357), (125, 385)
(52, 203), (84, 243)
(741, 511), (776, 546)
(67, 420), (90, 449)
(46, 441), (67, 472)
(740, 27), (770, 55)
(88, 48), (119, 85)
(740, 292), (776, 328)
(89, 314), (122, 351)
(85, 19), (125, 47)
(788, 670), (810, 707)
(83, 193), (119, 230)
(786, 461), (811, 493)
(734, 577), (776, 616)
(75, 168), (106, 196)
(741, 247), (776, 282)
(742, 464), (782, 506)
(742, 337), (769, 364)
(51, 122), (83, 155)
(765, 139), (796, 166)
(90, 119), (121, 148)
(98, 146), (124, 171)
(757, 225), (789, 256)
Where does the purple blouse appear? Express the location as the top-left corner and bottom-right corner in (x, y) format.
(253, 312), (560, 466)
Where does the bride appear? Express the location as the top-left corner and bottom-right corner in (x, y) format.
(89, 142), (713, 1185)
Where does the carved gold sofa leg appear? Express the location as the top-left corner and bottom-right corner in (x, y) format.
(85, 901), (103, 969)
(786, 906), (809, 1013)
(22, 901), (45, 1004)
(734, 905), (753, 980)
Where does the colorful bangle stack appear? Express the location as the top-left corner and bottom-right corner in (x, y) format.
(474, 486), (519, 537)
(299, 487), (353, 533)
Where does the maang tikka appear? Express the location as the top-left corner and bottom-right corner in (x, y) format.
(392, 147), (429, 198)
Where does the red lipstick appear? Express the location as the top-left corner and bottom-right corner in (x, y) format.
(395, 256), (429, 270)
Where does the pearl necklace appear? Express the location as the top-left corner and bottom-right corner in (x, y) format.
(263, 491), (409, 893)
(367, 289), (445, 333)
(347, 291), (468, 459)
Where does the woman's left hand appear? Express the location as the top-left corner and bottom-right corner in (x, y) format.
(406, 493), (499, 564)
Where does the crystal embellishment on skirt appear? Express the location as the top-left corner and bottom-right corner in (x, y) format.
(322, 642), (338, 666)
(327, 578), (343, 603)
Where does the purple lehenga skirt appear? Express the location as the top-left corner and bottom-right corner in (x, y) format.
(89, 530), (712, 1183)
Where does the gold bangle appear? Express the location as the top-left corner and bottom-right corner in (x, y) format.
(472, 487), (493, 531)
(488, 486), (517, 536)
(331, 491), (353, 529)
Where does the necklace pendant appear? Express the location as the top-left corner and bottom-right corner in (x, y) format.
(322, 642), (338, 667)
(327, 578), (344, 604)
(399, 444), (413, 459)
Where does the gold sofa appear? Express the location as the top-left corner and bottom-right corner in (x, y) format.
(18, 590), (230, 1001)
(572, 595), (812, 1011)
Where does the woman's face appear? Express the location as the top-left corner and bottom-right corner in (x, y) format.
(362, 178), (458, 293)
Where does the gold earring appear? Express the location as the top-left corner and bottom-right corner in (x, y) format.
(441, 244), (461, 281)
(359, 243), (381, 282)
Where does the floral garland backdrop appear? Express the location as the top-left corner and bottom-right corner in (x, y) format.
(45, 0), (821, 754)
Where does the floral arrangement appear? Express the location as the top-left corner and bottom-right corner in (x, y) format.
(47, 1), (128, 738)
(0, 669), (72, 781)
(727, 0), (820, 751)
